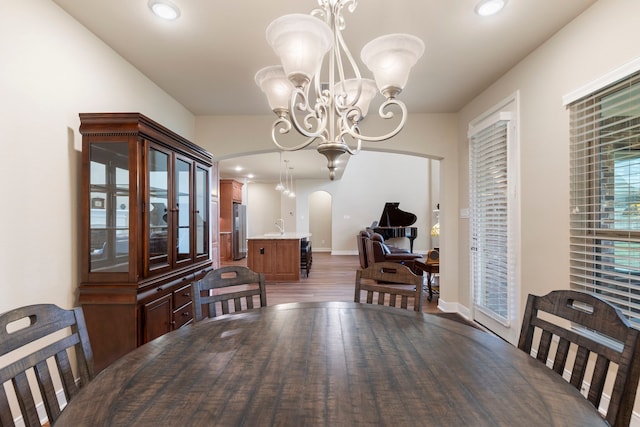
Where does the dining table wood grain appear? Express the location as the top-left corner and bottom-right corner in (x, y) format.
(55, 302), (606, 426)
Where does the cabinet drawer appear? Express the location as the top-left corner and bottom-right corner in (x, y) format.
(173, 301), (193, 328)
(173, 284), (193, 308)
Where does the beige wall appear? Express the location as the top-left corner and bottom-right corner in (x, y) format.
(0, 0), (194, 314)
(457, 0), (640, 317)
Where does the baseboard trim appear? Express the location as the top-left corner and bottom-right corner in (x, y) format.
(11, 382), (68, 426)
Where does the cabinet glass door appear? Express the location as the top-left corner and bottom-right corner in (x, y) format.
(148, 146), (170, 269)
(176, 157), (192, 263)
(195, 164), (209, 258)
(89, 143), (129, 273)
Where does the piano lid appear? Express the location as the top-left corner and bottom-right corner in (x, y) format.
(378, 202), (417, 227)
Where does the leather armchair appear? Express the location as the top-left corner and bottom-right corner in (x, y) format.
(366, 230), (411, 254)
(364, 232), (422, 267)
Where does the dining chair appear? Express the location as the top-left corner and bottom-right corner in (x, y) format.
(354, 261), (425, 312)
(193, 266), (267, 320)
(517, 290), (640, 427)
(364, 233), (422, 268)
(0, 304), (94, 427)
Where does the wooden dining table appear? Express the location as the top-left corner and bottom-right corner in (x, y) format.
(56, 302), (606, 426)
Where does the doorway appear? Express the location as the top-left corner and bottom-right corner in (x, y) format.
(309, 191), (332, 252)
(469, 94), (520, 345)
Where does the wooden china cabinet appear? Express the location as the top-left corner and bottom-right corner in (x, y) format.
(78, 113), (218, 372)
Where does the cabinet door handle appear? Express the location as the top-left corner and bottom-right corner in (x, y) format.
(156, 287), (163, 292)
(183, 312), (190, 317)
(183, 292), (190, 297)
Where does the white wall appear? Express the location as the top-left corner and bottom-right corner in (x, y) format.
(0, 0), (194, 314)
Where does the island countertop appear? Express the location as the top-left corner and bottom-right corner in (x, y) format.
(247, 232), (311, 240)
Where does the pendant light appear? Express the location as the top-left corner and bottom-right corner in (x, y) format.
(275, 152), (285, 191)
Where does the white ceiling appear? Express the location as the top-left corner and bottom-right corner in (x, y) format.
(52, 0), (597, 182)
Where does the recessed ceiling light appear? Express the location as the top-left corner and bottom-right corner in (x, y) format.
(148, 0), (181, 21)
(475, 0), (507, 17)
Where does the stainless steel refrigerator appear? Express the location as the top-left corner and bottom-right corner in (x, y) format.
(232, 203), (247, 260)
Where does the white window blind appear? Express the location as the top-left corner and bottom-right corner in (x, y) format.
(569, 71), (640, 327)
(470, 119), (511, 325)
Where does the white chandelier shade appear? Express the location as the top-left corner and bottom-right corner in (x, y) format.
(256, 0), (424, 180)
(255, 66), (294, 113)
(335, 78), (377, 119)
(266, 14), (333, 87)
(361, 34), (425, 98)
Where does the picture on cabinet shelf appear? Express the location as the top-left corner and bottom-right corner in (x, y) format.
(91, 198), (105, 209)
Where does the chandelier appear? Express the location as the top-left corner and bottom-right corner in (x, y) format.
(255, 0), (424, 180)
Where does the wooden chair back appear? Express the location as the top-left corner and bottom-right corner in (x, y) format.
(193, 266), (267, 320)
(518, 290), (640, 427)
(364, 236), (385, 266)
(356, 230), (369, 269)
(0, 304), (94, 426)
(355, 262), (425, 312)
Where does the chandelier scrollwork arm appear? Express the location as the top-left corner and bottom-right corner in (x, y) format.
(289, 87), (328, 132)
(271, 116), (324, 153)
(343, 98), (409, 143)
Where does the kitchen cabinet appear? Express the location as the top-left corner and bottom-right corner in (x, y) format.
(219, 179), (243, 233)
(247, 235), (310, 281)
(220, 232), (232, 261)
(78, 113), (216, 372)
(219, 179), (243, 261)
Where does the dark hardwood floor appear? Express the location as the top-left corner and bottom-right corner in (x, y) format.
(222, 252), (441, 313)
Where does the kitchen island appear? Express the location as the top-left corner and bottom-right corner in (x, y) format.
(247, 233), (311, 281)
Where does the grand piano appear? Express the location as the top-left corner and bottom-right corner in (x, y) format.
(373, 202), (418, 252)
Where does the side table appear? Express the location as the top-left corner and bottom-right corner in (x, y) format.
(413, 258), (439, 301)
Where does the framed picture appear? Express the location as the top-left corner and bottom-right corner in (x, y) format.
(91, 197), (105, 209)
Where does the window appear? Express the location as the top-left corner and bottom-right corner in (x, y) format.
(569, 71), (640, 327)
